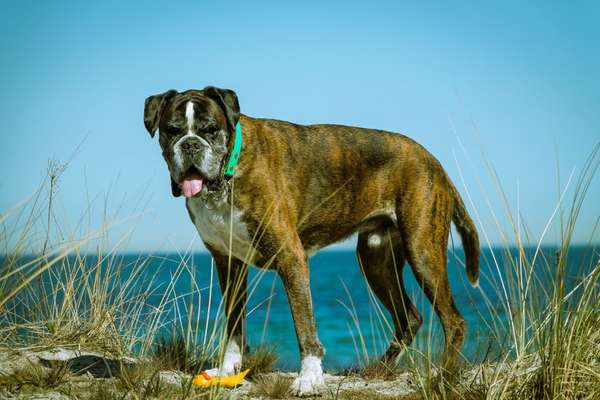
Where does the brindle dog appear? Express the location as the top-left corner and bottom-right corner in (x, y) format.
(143, 86), (480, 396)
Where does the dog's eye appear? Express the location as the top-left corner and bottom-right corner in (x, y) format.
(202, 129), (219, 138)
(164, 127), (180, 136)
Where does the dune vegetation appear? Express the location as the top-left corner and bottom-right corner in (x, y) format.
(1, 146), (599, 399)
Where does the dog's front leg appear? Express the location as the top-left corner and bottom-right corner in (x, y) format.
(275, 245), (325, 396)
(205, 249), (248, 376)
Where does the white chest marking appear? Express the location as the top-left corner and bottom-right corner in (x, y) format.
(187, 197), (258, 263)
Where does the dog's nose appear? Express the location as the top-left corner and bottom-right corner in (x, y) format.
(181, 137), (203, 154)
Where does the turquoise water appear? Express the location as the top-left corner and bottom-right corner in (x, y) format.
(126, 245), (598, 370)
(2, 245), (598, 370)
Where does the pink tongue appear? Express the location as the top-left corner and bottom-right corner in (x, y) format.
(181, 172), (203, 198)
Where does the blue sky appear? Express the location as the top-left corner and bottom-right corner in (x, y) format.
(1, 1), (598, 252)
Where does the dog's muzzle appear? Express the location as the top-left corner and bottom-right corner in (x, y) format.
(172, 136), (219, 198)
(180, 137), (204, 157)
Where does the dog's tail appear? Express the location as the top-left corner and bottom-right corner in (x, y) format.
(451, 186), (480, 287)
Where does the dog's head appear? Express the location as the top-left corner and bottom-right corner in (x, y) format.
(143, 87), (240, 198)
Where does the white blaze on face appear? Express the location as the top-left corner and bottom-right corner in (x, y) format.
(185, 101), (195, 133)
(183, 100), (208, 146)
(173, 101), (197, 170)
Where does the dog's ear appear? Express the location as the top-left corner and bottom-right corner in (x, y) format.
(144, 90), (177, 137)
(202, 86), (240, 132)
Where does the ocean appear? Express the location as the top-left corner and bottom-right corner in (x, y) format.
(120, 245), (598, 370)
(3, 245), (598, 371)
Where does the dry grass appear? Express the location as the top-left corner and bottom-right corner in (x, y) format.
(114, 362), (204, 400)
(0, 165), (238, 400)
(88, 382), (120, 400)
(152, 333), (204, 374)
(411, 379), (489, 400)
(0, 361), (72, 393)
(243, 345), (278, 379)
(334, 388), (417, 400)
(115, 361), (156, 393)
(477, 147), (600, 399)
(251, 373), (294, 399)
(357, 359), (405, 381)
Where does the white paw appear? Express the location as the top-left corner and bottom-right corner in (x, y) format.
(205, 339), (241, 377)
(204, 365), (235, 377)
(292, 375), (325, 397)
(292, 355), (325, 397)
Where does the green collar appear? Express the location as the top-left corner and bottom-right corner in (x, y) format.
(224, 121), (243, 179)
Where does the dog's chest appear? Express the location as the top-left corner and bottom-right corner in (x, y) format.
(187, 197), (258, 263)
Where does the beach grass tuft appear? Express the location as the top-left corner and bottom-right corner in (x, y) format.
(358, 359), (405, 381)
(250, 373), (293, 398)
(242, 344), (278, 379)
(152, 333), (204, 374)
(0, 361), (72, 391)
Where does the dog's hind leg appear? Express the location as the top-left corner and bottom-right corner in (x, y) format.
(208, 249), (249, 376)
(406, 242), (465, 372)
(399, 187), (466, 372)
(356, 229), (422, 362)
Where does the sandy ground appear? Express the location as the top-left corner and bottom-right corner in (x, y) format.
(0, 347), (507, 399)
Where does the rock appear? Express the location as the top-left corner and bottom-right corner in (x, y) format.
(0, 351), (32, 376)
(34, 347), (136, 378)
(13, 392), (70, 400)
(159, 370), (187, 386)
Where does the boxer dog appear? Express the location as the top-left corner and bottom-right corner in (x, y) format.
(143, 86), (480, 396)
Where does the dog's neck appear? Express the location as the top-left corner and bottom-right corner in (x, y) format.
(199, 177), (231, 205)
